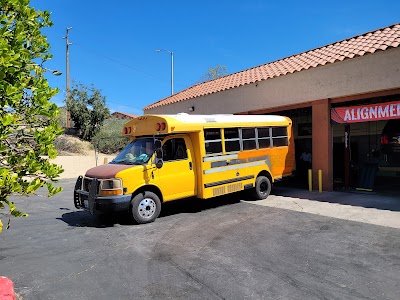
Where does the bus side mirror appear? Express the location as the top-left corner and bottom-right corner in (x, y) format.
(155, 158), (163, 169)
(154, 139), (163, 168)
(155, 148), (163, 159)
(154, 139), (162, 149)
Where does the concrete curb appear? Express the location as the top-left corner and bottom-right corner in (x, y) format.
(0, 277), (16, 300)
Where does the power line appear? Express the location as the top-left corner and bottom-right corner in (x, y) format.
(73, 42), (166, 81)
(64, 27), (187, 89)
(59, 28), (192, 107)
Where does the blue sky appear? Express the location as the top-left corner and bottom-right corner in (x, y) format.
(31, 0), (400, 115)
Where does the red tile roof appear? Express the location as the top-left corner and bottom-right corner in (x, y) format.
(144, 23), (400, 111)
(111, 111), (138, 119)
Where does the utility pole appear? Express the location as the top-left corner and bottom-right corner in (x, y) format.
(63, 27), (73, 128)
(155, 49), (174, 95)
(170, 51), (174, 95)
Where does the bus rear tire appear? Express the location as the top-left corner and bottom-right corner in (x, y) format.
(131, 191), (161, 224)
(253, 176), (271, 200)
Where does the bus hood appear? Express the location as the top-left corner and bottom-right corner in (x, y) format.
(85, 164), (134, 179)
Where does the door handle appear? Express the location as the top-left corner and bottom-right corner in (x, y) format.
(189, 162), (192, 170)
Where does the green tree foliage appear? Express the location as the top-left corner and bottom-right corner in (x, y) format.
(0, 0), (63, 232)
(66, 82), (110, 141)
(200, 65), (228, 82)
(92, 117), (130, 154)
(57, 106), (68, 128)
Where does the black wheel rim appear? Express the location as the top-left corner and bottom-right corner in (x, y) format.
(260, 181), (268, 195)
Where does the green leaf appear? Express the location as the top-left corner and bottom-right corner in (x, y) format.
(0, 0), (62, 232)
(1, 114), (14, 126)
(48, 148), (57, 159)
(10, 209), (28, 218)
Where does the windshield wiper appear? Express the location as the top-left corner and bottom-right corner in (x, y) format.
(110, 160), (136, 165)
(110, 160), (124, 164)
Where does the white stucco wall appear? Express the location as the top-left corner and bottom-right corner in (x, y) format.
(145, 48), (400, 115)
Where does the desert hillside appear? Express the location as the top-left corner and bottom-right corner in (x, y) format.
(54, 134), (94, 156)
(52, 135), (116, 179)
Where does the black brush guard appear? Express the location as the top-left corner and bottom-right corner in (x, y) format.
(74, 176), (83, 209)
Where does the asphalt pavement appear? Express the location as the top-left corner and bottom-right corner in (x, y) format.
(1, 179), (400, 300)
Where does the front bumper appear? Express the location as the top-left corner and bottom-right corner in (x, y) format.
(74, 176), (131, 214)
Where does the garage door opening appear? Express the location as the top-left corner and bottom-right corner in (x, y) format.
(331, 98), (400, 195)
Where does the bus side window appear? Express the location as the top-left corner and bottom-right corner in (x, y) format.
(224, 128), (240, 152)
(163, 138), (188, 161)
(272, 127), (288, 147)
(162, 140), (173, 161)
(162, 144), (169, 160)
(174, 141), (187, 160)
(241, 128), (257, 150)
(204, 128), (222, 154)
(257, 127), (271, 149)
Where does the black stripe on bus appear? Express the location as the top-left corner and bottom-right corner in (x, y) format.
(204, 175), (255, 188)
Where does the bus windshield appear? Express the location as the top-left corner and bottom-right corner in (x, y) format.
(111, 138), (155, 165)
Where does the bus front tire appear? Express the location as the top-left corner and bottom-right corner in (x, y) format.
(253, 176), (271, 200)
(131, 191), (161, 224)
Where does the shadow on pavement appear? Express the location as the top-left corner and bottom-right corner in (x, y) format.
(57, 211), (131, 228)
(159, 192), (243, 218)
(271, 184), (400, 212)
(58, 193), (244, 228)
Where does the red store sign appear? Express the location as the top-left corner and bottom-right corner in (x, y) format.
(331, 100), (400, 124)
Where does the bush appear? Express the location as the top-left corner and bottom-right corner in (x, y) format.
(57, 106), (67, 128)
(92, 117), (131, 154)
(54, 135), (92, 155)
(57, 106), (75, 128)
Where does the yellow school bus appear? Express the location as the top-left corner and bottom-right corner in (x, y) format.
(74, 113), (295, 223)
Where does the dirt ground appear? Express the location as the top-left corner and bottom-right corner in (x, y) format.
(51, 150), (116, 179)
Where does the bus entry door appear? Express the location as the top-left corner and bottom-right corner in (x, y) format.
(157, 137), (196, 201)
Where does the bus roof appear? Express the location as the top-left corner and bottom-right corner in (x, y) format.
(160, 113), (290, 124)
(124, 113), (292, 137)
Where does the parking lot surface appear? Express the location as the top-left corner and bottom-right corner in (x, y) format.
(1, 179), (399, 300)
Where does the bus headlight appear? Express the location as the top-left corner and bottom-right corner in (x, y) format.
(99, 178), (123, 196)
